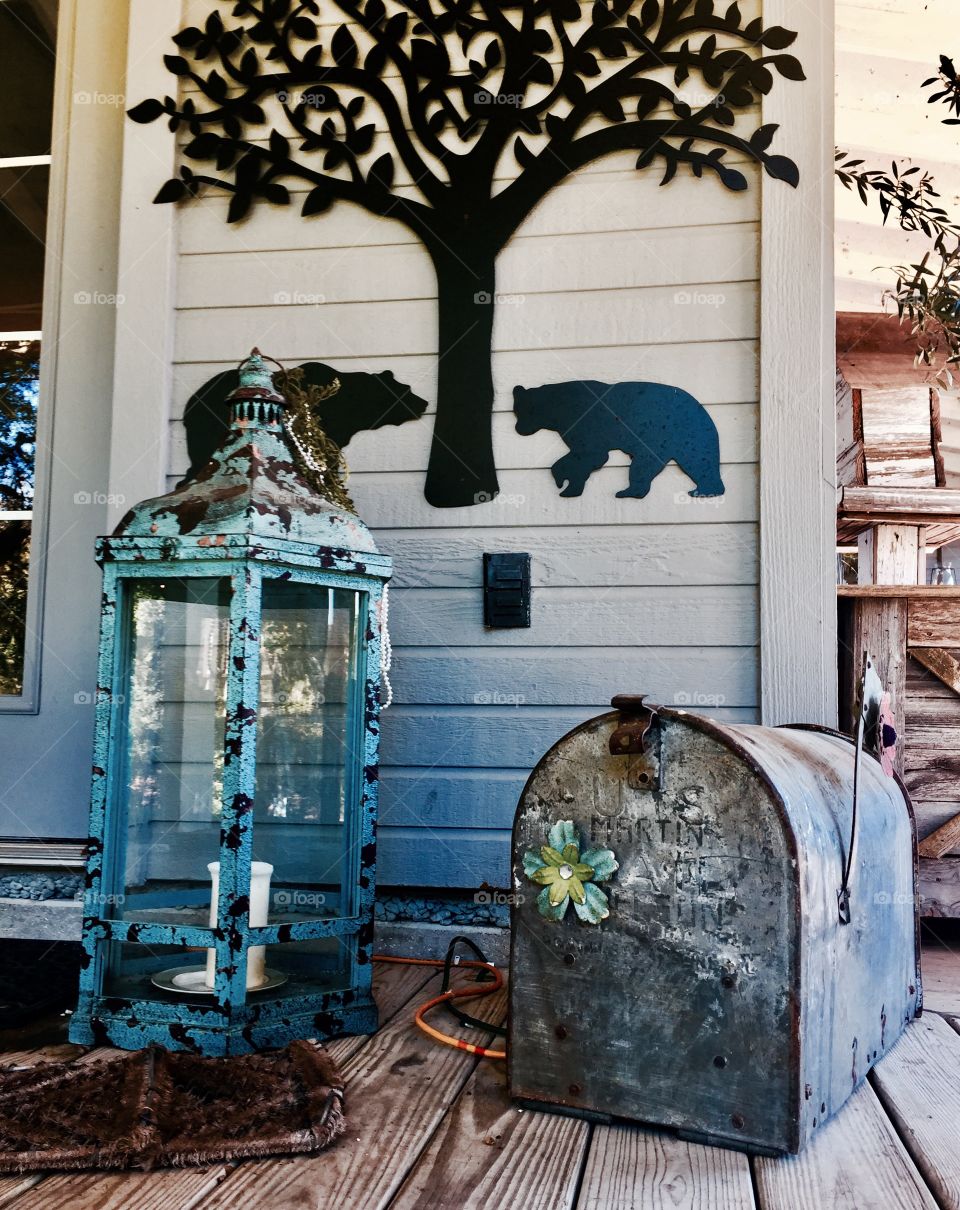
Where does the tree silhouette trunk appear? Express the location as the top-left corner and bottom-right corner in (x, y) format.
(424, 240), (500, 508)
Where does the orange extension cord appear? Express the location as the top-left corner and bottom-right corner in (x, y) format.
(373, 954), (507, 1060)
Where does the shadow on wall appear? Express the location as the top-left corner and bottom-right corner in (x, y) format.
(182, 362), (429, 480)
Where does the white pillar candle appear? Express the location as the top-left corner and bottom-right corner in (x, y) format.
(205, 861), (274, 990)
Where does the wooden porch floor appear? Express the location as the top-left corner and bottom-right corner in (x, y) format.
(1, 940), (959, 1209)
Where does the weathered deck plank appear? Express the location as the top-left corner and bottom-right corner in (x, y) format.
(754, 1081), (938, 1210)
(194, 975), (507, 1210)
(5, 1169), (227, 1210)
(2, 955), (960, 1209)
(391, 1051), (589, 1210)
(326, 958), (441, 1067)
(0, 1045), (84, 1071)
(918, 946), (960, 1015)
(870, 1013), (960, 1210)
(0, 961), (434, 1209)
(0, 1180), (41, 1209)
(577, 1125), (756, 1210)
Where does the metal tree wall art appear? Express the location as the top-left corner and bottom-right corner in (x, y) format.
(131, 0), (805, 508)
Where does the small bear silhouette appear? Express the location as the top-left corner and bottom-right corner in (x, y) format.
(183, 361), (428, 479)
(513, 380), (725, 499)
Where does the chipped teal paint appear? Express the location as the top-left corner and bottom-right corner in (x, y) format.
(70, 352), (390, 1055)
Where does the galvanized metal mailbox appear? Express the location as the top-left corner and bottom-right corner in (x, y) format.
(70, 351), (391, 1055)
(509, 696), (922, 1155)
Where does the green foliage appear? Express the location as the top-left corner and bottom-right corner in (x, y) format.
(0, 340), (39, 695)
(131, 0), (804, 236)
(837, 55), (960, 386)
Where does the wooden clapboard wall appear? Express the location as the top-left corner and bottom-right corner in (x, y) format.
(94, 0), (837, 891)
(162, 2), (762, 891)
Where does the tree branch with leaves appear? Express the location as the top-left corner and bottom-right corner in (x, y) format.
(131, 0), (805, 506)
(836, 55), (960, 387)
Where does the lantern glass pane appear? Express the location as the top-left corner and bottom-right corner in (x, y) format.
(103, 940), (204, 1002)
(112, 576), (230, 927)
(253, 579), (363, 923)
(262, 935), (353, 1001)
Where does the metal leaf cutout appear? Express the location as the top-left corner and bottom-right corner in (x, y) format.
(132, 0), (804, 507)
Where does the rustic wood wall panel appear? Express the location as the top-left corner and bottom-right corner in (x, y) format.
(860, 388), (937, 488)
(838, 596), (907, 772)
(919, 859), (960, 919)
(908, 600), (960, 647)
(836, 371), (864, 489)
(163, 0), (770, 888)
(904, 658), (960, 904)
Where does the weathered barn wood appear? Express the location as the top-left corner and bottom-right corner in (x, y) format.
(857, 526), (926, 589)
(860, 388), (939, 488)
(835, 365), (941, 494)
(917, 860), (960, 919)
(908, 601), (960, 648)
(917, 947), (960, 1016)
(914, 805), (960, 855)
(837, 597), (960, 914)
(917, 816), (960, 861)
(0, 1179), (41, 1208)
(911, 647), (960, 694)
(838, 596), (907, 772)
(904, 657), (960, 893)
(838, 495), (960, 562)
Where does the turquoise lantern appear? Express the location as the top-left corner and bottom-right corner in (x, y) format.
(70, 351), (391, 1055)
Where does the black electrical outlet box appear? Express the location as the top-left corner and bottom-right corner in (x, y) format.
(483, 553), (531, 628)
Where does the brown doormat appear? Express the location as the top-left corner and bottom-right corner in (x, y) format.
(0, 1040), (345, 1172)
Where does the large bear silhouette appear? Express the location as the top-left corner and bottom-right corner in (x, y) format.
(513, 381), (725, 500)
(183, 361), (429, 480)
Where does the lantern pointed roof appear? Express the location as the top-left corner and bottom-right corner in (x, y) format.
(113, 350), (379, 554)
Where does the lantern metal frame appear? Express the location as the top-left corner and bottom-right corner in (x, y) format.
(70, 355), (391, 1055)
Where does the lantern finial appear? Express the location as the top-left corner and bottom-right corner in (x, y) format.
(226, 349), (287, 422)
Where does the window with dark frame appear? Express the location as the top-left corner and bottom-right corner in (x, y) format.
(0, 0), (57, 696)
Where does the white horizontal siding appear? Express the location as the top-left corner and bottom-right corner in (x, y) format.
(174, 281), (757, 362)
(165, 3), (762, 888)
(168, 402), (757, 478)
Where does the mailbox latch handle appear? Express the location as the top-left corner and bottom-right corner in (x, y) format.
(609, 695), (657, 756)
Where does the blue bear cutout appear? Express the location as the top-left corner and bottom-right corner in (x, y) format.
(513, 381), (726, 499)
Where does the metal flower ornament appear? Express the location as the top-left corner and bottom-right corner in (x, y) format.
(523, 820), (618, 925)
